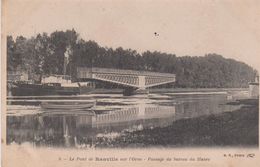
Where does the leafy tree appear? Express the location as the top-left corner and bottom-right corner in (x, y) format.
(6, 29), (257, 88)
(7, 36), (18, 71)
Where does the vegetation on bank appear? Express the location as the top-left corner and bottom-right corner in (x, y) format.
(7, 29), (256, 88)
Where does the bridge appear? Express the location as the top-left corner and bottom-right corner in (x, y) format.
(77, 67), (176, 95)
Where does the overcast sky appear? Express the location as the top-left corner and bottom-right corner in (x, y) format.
(4, 0), (260, 70)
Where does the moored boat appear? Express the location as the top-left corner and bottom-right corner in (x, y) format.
(10, 75), (94, 96)
(41, 101), (96, 110)
(11, 81), (80, 96)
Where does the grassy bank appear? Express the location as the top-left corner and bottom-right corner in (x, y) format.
(95, 99), (258, 148)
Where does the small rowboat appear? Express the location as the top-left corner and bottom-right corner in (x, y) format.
(41, 101), (95, 110)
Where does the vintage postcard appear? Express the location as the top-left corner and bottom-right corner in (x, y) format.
(1, 0), (260, 166)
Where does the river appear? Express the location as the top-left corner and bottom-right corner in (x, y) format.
(6, 89), (249, 148)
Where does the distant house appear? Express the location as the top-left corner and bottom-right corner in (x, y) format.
(249, 74), (259, 98)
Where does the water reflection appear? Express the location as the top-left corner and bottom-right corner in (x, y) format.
(7, 105), (176, 148)
(6, 93), (243, 148)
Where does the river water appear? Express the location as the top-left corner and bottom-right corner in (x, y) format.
(6, 90), (249, 148)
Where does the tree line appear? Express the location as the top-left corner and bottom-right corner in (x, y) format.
(7, 29), (256, 88)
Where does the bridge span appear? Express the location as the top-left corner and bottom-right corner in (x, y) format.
(77, 67), (176, 95)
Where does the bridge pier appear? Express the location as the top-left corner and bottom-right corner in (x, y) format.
(123, 87), (136, 96)
(123, 87), (149, 96)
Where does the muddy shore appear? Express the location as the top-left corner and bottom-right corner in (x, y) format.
(96, 99), (259, 148)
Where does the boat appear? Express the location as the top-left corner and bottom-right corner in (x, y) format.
(10, 75), (94, 96)
(9, 49), (95, 96)
(11, 81), (79, 96)
(41, 101), (96, 110)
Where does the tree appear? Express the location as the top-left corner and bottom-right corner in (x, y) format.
(7, 36), (18, 71)
(6, 29), (257, 88)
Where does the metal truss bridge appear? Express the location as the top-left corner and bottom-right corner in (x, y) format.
(77, 67), (176, 94)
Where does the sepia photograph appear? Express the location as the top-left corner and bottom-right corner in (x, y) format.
(2, 0), (260, 166)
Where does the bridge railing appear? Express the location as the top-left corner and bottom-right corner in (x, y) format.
(77, 67), (176, 78)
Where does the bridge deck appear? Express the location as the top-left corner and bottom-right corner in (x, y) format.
(77, 67), (176, 90)
(77, 67), (176, 78)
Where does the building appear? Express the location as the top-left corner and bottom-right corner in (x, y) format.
(249, 74), (259, 98)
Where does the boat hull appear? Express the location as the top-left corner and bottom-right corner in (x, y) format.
(10, 83), (80, 96)
(41, 102), (94, 110)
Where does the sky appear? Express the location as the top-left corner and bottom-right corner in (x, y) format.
(3, 0), (260, 70)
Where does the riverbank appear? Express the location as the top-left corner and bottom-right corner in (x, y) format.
(149, 87), (248, 93)
(95, 98), (258, 148)
(90, 88), (248, 94)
